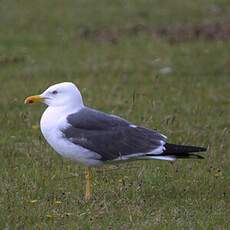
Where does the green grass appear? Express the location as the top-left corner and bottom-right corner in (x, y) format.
(0, 0), (230, 229)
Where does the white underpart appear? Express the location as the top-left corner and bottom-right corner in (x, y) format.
(40, 106), (103, 167)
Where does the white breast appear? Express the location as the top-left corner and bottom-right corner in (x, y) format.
(40, 107), (102, 167)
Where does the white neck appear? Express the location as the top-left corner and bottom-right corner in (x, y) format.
(40, 104), (83, 133)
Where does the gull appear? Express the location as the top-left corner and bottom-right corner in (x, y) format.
(25, 82), (206, 200)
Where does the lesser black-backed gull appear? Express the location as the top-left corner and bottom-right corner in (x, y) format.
(25, 82), (206, 200)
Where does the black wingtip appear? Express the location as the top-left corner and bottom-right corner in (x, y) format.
(195, 146), (207, 152)
(164, 143), (207, 155)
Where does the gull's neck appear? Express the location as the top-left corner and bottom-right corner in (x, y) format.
(40, 104), (84, 142)
(41, 104), (84, 129)
(45, 104), (84, 116)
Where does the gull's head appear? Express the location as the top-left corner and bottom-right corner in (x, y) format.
(24, 82), (84, 108)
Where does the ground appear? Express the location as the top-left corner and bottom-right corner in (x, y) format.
(0, 0), (229, 229)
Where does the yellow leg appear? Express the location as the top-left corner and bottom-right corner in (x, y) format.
(85, 167), (93, 201)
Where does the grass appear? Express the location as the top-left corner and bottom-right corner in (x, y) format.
(0, 0), (230, 229)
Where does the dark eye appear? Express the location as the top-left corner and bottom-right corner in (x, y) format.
(52, 90), (58, 95)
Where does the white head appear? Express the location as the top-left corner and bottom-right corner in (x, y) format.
(25, 82), (84, 109)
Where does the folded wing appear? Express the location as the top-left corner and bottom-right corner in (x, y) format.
(61, 107), (167, 161)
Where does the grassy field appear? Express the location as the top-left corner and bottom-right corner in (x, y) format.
(0, 0), (230, 229)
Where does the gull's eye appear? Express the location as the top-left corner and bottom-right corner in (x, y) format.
(52, 90), (58, 95)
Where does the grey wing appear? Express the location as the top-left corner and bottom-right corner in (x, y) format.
(67, 107), (130, 130)
(62, 107), (167, 161)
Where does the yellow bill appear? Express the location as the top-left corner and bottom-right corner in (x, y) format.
(24, 95), (44, 104)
